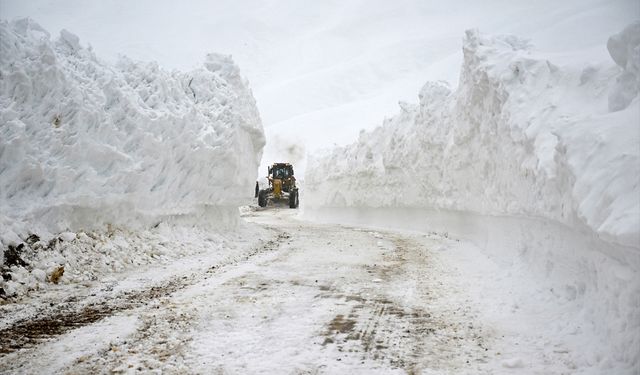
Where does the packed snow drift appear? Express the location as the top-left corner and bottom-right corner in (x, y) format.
(0, 19), (265, 296)
(306, 23), (640, 373)
(307, 24), (639, 248)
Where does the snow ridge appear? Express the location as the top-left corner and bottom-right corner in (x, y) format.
(306, 25), (639, 249)
(0, 19), (265, 249)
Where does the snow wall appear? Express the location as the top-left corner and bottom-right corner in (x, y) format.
(305, 24), (640, 372)
(0, 19), (265, 250)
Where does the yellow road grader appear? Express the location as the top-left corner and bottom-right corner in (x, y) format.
(255, 163), (299, 208)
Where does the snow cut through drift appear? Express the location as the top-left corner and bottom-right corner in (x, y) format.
(0, 18), (265, 251)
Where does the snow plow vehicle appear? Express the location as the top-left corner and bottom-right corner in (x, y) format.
(255, 163), (299, 208)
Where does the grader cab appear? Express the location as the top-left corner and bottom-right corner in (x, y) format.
(255, 163), (299, 208)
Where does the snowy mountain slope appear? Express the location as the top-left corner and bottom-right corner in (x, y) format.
(0, 19), (265, 250)
(305, 24), (640, 372)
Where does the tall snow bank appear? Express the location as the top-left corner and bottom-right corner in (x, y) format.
(306, 25), (640, 372)
(0, 19), (265, 249)
(607, 21), (640, 112)
(307, 25), (640, 249)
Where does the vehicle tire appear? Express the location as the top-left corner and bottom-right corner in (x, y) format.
(289, 189), (299, 209)
(258, 190), (267, 207)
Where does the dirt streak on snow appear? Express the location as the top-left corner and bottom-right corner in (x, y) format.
(0, 223), (280, 372)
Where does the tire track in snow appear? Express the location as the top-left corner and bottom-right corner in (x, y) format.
(0, 229), (288, 355)
(318, 232), (490, 373)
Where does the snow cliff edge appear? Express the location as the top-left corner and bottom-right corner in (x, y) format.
(0, 19), (265, 250)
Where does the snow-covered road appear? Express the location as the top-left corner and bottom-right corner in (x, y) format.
(1, 207), (583, 374)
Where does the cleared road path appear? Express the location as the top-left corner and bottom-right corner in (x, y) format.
(2, 207), (577, 374)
